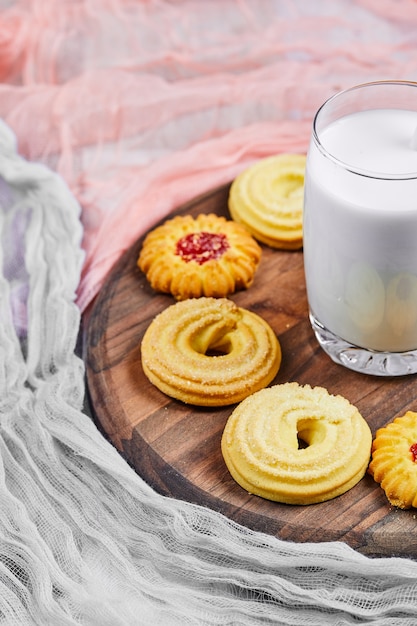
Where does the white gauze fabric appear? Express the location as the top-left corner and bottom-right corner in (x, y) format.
(2, 116), (417, 626)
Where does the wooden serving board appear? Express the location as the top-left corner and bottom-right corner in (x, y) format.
(86, 183), (417, 560)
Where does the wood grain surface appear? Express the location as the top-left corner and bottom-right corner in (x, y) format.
(85, 183), (417, 560)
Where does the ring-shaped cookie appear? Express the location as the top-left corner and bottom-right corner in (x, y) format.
(221, 382), (372, 504)
(141, 298), (281, 406)
(228, 153), (306, 249)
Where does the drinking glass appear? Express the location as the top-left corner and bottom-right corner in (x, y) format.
(303, 80), (417, 375)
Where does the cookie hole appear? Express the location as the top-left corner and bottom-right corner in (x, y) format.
(205, 348), (229, 357)
(297, 435), (310, 449)
(205, 338), (232, 357)
(297, 425), (314, 449)
(297, 420), (326, 449)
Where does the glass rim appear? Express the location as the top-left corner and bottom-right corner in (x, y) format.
(313, 80), (417, 181)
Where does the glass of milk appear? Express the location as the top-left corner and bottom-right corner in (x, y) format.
(303, 80), (417, 376)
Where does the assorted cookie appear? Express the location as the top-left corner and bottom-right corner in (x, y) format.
(228, 153), (305, 250)
(221, 382), (372, 505)
(369, 411), (417, 509)
(138, 213), (261, 300)
(141, 297), (281, 407)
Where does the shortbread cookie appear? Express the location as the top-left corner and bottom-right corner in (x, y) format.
(138, 213), (261, 300)
(221, 382), (372, 504)
(369, 411), (417, 509)
(228, 153), (306, 249)
(141, 298), (281, 406)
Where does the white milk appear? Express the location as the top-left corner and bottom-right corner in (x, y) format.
(304, 108), (417, 352)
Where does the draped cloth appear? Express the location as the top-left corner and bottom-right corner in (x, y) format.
(1, 1), (417, 624)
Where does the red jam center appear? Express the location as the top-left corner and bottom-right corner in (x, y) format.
(175, 231), (229, 265)
(410, 443), (417, 462)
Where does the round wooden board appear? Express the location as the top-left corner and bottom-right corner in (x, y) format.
(86, 183), (417, 560)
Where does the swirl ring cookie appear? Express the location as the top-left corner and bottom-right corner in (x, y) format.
(221, 382), (372, 504)
(368, 411), (417, 509)
(228, 153), (306, 249)
(141, 298), (281, 406)
(138, 213), (262, 300)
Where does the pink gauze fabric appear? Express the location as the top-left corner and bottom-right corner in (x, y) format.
(1, 0), (417, 311)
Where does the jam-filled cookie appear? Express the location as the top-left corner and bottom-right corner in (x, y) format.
(369, 411), (417, 509)
(138, 213), (261, 300)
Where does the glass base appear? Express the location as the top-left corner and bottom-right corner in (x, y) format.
(309, 312), (417, 377)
